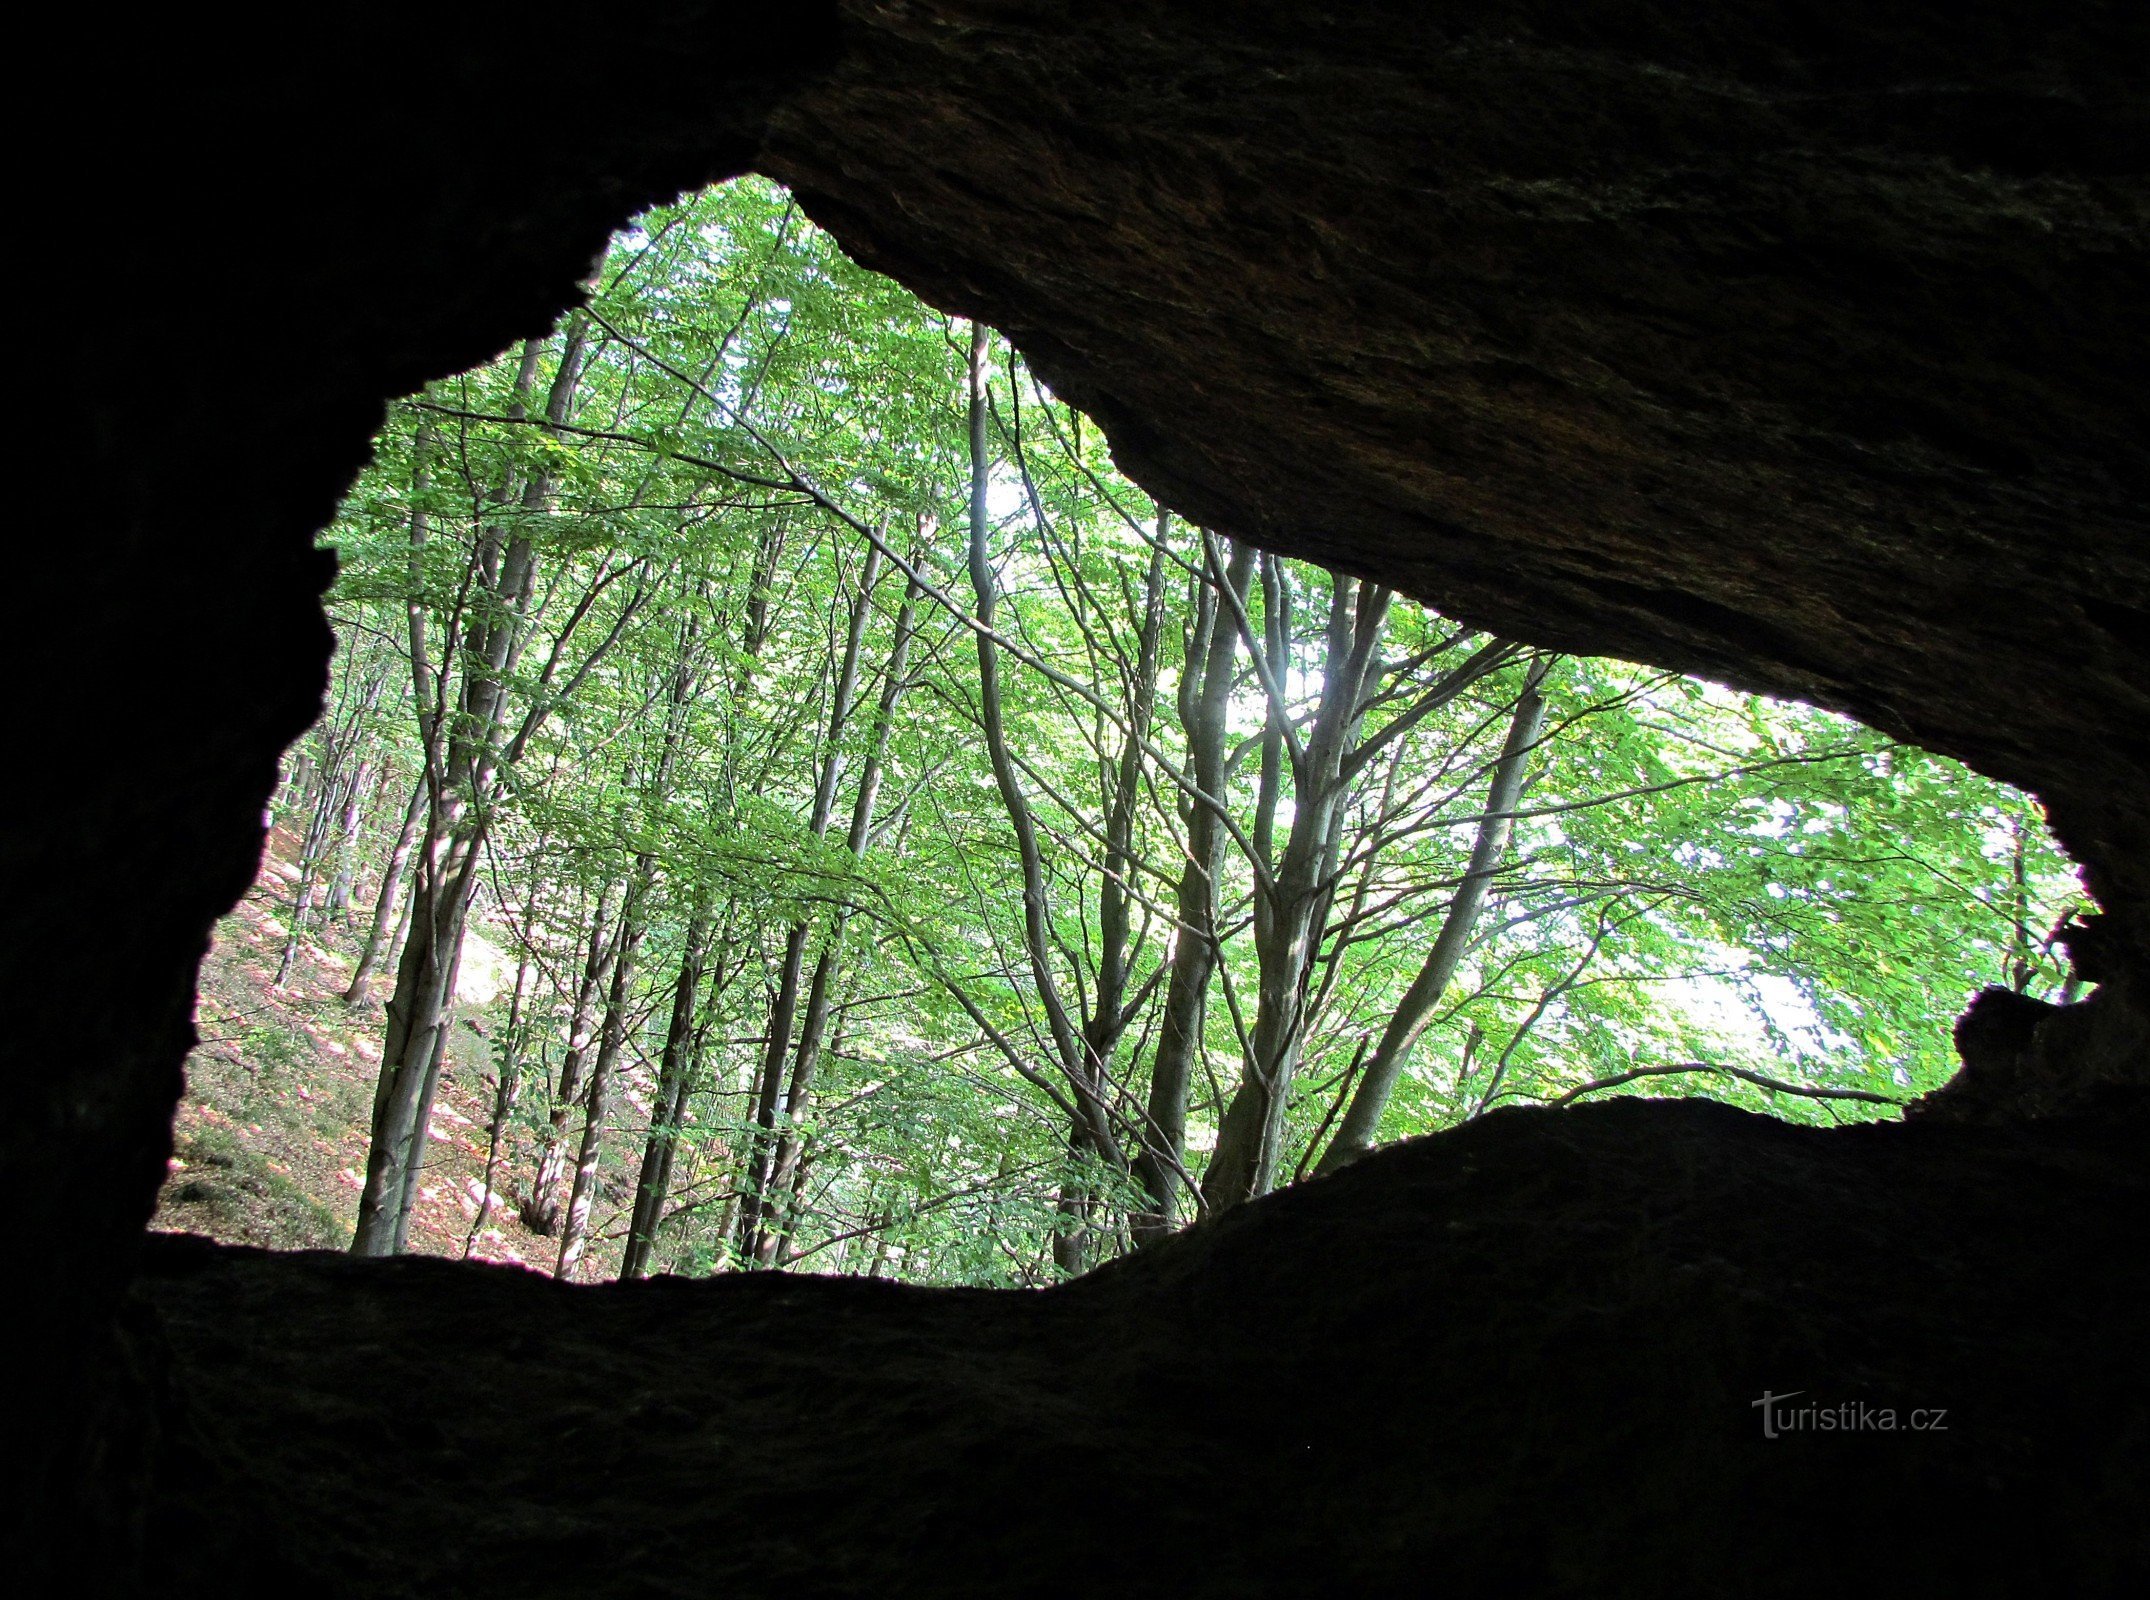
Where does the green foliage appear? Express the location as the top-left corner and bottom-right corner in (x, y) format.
(309, 178), (2082, 1285)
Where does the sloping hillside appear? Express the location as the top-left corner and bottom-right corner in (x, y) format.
(154, 830), (624, 1275)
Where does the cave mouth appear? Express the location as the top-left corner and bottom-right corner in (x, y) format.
(150, 178), (2084, 1287)
(26, 11), (2147, 1590)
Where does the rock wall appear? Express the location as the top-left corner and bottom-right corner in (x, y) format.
(138, 1101), (2150, 1596)
(761, 0), (2150, 943)
(13, 0), (2145, 1581)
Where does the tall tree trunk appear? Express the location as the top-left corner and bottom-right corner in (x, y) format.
(738, 541), (887, 1262)
(748, 569), (922, 1265)
(280, 747), (317, 823)
(1202, 569), (1392, 1210)
(1051, 1123), (1099, 1275)
(523, 881), (619, 1234)
(311, 640), (392, 891)
(325, 757), (388, 920)
(738, 924), (810, 1260)
(465, 946), (534, 1257)
(275, 726), (375, 986)
(346, 772), (426, 1005)
(352, 815), (484, 1254)
(961, 321), (1126, 1190)
(556, 880), (650, 1280)
(354, 325), (592, 1255)
(1046, 518), (1169, 1271)
(389, 930), (468, 1253)
(1316, 658), (1551, 1174)
(557, 599), (704, 1275)
(770, 1127), (822, 1267)
(751, 941), (840, 1266)
(620, 910), (714, 1279)
(273, 772), (340, 987)
(1133, 535), (1253, 1242)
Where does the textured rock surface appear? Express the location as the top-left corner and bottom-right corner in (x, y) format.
(20, 4), (832, 1553)
(139, 1101), (2149, 1597)
(1914, 980), (2150, 1123)
(763, 1), (2150, 940)
(13, 0), (2148, 1582)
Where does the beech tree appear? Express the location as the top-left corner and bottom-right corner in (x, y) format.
(279, 178), (2077, 1284)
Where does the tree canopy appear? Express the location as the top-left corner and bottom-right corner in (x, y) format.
(268, 177), (2078, 1286)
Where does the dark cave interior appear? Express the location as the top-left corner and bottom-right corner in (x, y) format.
(15, 2), (2148, 1592)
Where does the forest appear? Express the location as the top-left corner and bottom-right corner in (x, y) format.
(169, 178), (2079, 1287)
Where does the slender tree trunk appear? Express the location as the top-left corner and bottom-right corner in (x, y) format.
(557, 881), (650, 1280)
(353, 395), (503, 1253)
(1203, 570), (1392, 1210)
(280, 748), (316, 823)
(1134, 535), (1253, 1242)
(1051, 1123), (1099, 1274)
(346, 773), (426, 1005)
(389, 930), (467, 1253)
(863, 1230), (894, 1281)
(739, 541), (887, 1261)
(280, 647), (392, 982)
(557, 598), (703, 1275)
(752, 942), (840, 1266)
(352, 814), (484, 1254)
(275, 753), (365, 986)
(522, 881), (618, 1234)
(770, 1129), (821, 1266)
(355, 328), (601, 1255)
(325, 757), (388, 920)
(1064, 524), (1169, 1267)
(620, 911), (713, 1279)
(465, 949), (533, 1257)
(2008, 816), (2035, 994)
(961, 321), (1125, 1182)
(738, 924), (809, 1257)
(749, 570), (921, 1265)
(1316, 658), (1551, 1174)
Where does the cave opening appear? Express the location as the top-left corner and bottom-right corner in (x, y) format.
(27, 7), (2146, 1590)
(150, 178), (2085, 1287)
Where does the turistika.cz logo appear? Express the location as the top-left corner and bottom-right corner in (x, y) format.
(1751, 1391), (1949, 1438)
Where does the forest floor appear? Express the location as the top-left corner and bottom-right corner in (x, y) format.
(150, 830), (629, 1275)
